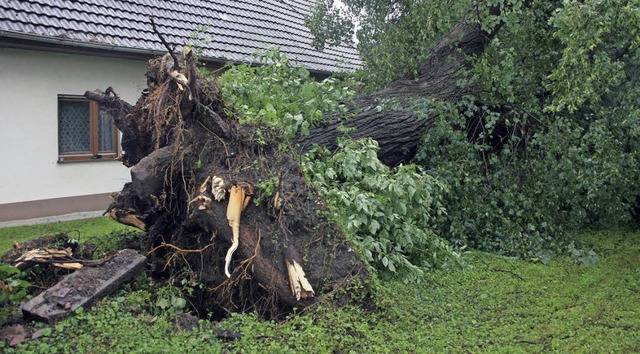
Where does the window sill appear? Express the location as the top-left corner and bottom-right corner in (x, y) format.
(57, 154), (120, 163)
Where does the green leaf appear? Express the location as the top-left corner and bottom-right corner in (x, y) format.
(369, 219), (380, 234)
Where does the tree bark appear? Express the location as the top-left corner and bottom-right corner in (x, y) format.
(296, 7), (501, 166)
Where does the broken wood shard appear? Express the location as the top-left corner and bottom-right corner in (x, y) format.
(190, 176), (226, 212)
(225, 185), (250, 278)
(13, 248), (76, 271)
(189, 195), (212, 210)
(109, 209), (147, 231)
(212, 176), (226, 202)
(286, 260), (314, 301)
(285, 247), (314, 301)
(169, 69), (189, 91)
(14, 247), (71, 265)
(21, 249), (146, 323)
(273, 191), (283, 211)
(52, 262), (83, 270)
(190, 176), (213, 211)
(199, 176), (212, 194)
(5, 239), (121, 271)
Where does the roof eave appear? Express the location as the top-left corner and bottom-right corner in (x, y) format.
(0, 31), (345, 76)
(0, 30), (164, 57)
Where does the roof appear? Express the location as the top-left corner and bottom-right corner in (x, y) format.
(0, 0), (361, 74)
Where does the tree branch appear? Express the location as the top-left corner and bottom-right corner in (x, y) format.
(149, 16), (180, 71)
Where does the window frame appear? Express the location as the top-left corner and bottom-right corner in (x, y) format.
(57, 95), (119, 163)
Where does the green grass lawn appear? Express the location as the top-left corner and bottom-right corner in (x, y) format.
(1, 224), (638, 353)
(0, 217), (135, 254)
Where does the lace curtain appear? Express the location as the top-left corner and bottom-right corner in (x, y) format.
(58, 99), (115, 154)
(98, 106), (114, 152)
(58, 100), (91, 153)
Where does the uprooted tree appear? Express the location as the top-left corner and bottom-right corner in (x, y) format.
(86, 49), (368, 318)
(86, 0), (640, 317)
(89, 10), (494, 316)
(83, 2), (523, 318)
(84, 6), (494, 318)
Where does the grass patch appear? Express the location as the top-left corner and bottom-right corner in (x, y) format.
(2, 229), (638, 352)
(217, 230), (640, 352)
(0, 217), (136, 255)
(9, 294), (222, 353)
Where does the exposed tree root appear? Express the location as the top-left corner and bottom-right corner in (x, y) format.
(86, 45), (368, 319)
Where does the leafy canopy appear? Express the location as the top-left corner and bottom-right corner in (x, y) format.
(306, 0), (640, 257)
(306, 0), (472, 88)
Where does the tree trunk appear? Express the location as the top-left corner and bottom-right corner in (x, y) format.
(297, 8), (501, 166)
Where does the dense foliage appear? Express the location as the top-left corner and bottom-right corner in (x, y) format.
(307, 0), (640, 258)
(218, 51), (463, 278)
(303, 138), (465, 278)
(218, 49), (357, 138)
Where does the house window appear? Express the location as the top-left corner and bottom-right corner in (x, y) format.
(57, 95), (119, 162)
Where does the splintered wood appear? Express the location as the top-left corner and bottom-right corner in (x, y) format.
(109, 209), (147, 231)
(285, 247), (315, 301)
(189, 175), (226, 211)
(225, 184), (252, 278)
(211, 176), (226, 201)
(13, 248), (80, 270)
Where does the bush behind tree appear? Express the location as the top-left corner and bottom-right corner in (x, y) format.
(413, 0), (640, 257)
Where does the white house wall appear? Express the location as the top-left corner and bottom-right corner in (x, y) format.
(0, 48), (146, 209)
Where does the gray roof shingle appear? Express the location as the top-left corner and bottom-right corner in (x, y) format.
(0, 0), (361, 73)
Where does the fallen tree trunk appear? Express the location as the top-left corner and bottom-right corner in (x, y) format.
(87, 47), (367, 318)
(87, 3), (513, 318)
(296, 4), (506, 166)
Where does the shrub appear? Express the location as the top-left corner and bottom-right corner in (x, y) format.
(0, 264), (30, 326)
(303, 137), (466, 279)
(415, 97), (640, 258)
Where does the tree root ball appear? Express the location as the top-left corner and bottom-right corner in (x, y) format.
(87, 50), (368, 319)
